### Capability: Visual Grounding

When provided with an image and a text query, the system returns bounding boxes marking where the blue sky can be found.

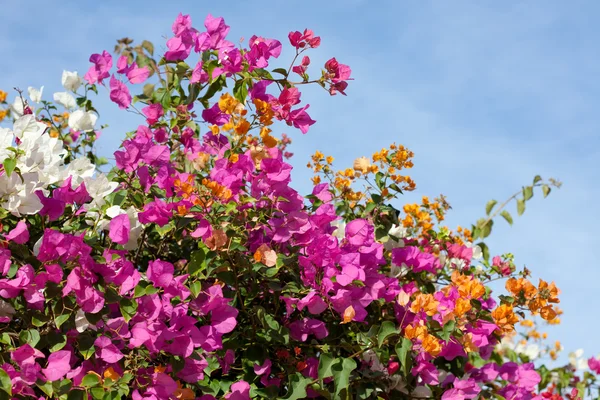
[1,0,599,366]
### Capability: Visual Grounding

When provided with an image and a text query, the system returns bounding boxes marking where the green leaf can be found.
[440,320,455,342]
[485,199,497,215]
[141,40,154,55]
[500,210,513,226]
[90,387,105,400]
[119,298,138,323]
[332,358,357,398]
[477,242,490,262]
[272,68,288,77]
[67,390,86,400]
[542,184,551,198]
[395,338,413,376]
[516,198,526,216]
[19,329,40,347]
[480,220,493,238]
[186,83,201,105]
[318,353,336,379]
[3,158,16,177]
[202,75,226,101]
[233,79,248,103]
[283,373,312,400]
[47,331,67,352]
[142,83,155,98]
[78,334,95,360]
[377,321,397,348]
[533,175,542,184]
[81,373,101,388]
[188,249,206,277]
[523,186,533,201]
[55,313,71,329]
[0,368,11,395]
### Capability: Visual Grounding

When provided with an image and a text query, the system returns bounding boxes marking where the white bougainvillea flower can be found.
[515,342,541,360]
[465,241,483,260]
[66,157,95,185]
[28,86,44,103]
[53,92,77,110]
[68,110,98,132]
[0,128,14,161]
[10,97,26,118]
[62,70,82,92]
[84,173,119,210]
[331,219,346,239]
[0,174,44,216]
[75,309,97,333]
[569,349,588,370]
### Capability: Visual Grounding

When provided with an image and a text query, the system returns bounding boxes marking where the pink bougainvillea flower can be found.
[94,336,124,363]
[202,102,230,126]
[5,220,29,244]
[84,50,113,85]
[204,14,233,51]
[147,259,174,288]
[42,350,72,381]
[292,55,311,76]
[109,213,130,245]
[287,104,316,134]
[288,29,321,49]
[116,55,150,84]
[225,381,251,400]
[191,61,209,84]
[142,103,164,125]
[109,75,132,109]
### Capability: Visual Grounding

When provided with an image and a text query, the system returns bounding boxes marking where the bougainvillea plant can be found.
[0,12,597,400]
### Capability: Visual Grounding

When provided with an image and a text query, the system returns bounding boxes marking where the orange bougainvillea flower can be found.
[409,293,439,317]
[103,367,120,381]
[253,243,277,267]
[538,279,560,303]
[422,334,442,357]
[492,304,520,334]
[206,229,228,251]
[174,382,195,400]
[506,277,537,300]
[341,305,355,324]
[404,323,427,341]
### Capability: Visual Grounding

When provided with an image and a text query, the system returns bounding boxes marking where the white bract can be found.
[68,110,98,132]
[53,92,77,109]
[28,86,44,103]
[62,70,83,92]
[83,173,119,210]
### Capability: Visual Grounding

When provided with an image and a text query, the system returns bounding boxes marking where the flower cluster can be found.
[0,12,593,400]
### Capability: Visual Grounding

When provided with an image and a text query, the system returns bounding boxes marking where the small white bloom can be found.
[331,219,346,240]
[62,70,83,92]
[569,349,588,371]
[10,97,26,118]
[12,114,46,140]
[0,128,15,161]
[388,224,407,239]
[84,173,119,210]
[53,92,77,110]
[68,110,97,132]
[75,309,97,333]
[67,157,95,185]
[515,343,540,360]
[28,86,44,103]
[465,241,483,260]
